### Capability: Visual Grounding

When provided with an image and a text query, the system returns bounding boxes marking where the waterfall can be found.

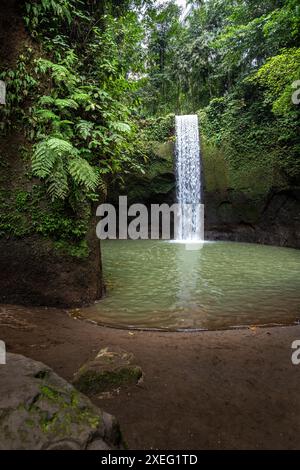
[175,114,203,241]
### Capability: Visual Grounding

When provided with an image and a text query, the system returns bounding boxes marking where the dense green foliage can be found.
[143,0,300,193]
[1,1,148,204]
[0,0,150,252]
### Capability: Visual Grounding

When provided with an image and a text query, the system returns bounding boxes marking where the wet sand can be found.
[1,304,300,449]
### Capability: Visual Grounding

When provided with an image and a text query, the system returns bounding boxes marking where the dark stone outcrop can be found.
[205,187,300,248]
[0,232,103,307]
[0,353,124,450]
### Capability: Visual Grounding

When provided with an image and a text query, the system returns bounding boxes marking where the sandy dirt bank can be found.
[1,304,300,449]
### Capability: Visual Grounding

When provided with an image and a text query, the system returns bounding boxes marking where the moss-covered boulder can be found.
[73,347,143,395]
[0,353,124,450]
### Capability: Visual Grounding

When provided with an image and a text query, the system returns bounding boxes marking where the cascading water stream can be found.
[175,114,203,241]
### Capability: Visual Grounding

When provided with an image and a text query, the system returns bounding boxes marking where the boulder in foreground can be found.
[0,353,124,450]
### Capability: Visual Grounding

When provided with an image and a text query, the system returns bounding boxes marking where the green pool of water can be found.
[80,240,300,330]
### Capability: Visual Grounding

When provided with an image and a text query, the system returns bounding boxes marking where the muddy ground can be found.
[1,304,300,450]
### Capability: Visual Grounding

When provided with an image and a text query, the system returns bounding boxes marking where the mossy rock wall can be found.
[109,118,176,206]
[123,141,175,206]
[201,139,300,247]
[0,134,103,307]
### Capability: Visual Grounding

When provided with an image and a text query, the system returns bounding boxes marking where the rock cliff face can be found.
[0,231,102,308]
[112,134,300,248]
[0,0,103,307]
[205,188,300,248]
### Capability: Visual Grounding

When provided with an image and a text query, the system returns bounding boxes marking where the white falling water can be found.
[175,114,203,241]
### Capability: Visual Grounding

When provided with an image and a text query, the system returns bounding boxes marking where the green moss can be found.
[40,385,62,401]
[74,366,143,395]
[152,142,174,160]
[53,239,90,259]
[202,141,228,193]
[0,182,91,259]
[24,384,102,436]
[15,191,30,210]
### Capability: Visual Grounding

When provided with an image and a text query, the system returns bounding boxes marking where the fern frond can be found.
[32,137,76,178]
[98,176,107,197]
[39,95,55,106]
[76,120,94,139]
[54,119,74,127]
[110,121,131,133]
[35,109,60,121]
[36,59,78,87]
[32,142,58,178]
[71,92,91,103]
[47,137,76,155]
[46,160,69,201]
[68,157,99,191]
[54,98,79,110]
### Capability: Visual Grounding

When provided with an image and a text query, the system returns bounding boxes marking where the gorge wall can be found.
[113,115,300,249]
[205,188,300,248]
[0,0,103,307]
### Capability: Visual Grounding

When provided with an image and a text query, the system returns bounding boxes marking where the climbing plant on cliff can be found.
[0,0,153,253]
[1,0,148,205]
